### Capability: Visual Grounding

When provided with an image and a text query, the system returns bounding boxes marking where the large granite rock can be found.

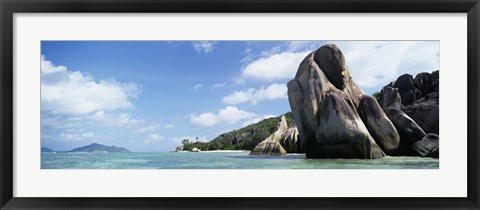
[268,115,289,142]
[378,86,402,109]
[358,96,400,154]
[287,44,401,159]
[393,74,422,106]
[413,133,439,158]
[279,125,303,153]
[249,140,287,156]
[375,70,439,156]
[384,108,426,155]
[249,116,289,156]
[402,92,439,134]
[378,71,439,108]
[413,72,438,96]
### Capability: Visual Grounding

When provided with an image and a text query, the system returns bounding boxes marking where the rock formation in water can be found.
[378,71,439,135]
[376,71,439,157]
[250,116,289,155]
[287,44,400,159]
[250,116,288,155]
[383,108,426,155]
[286,44,439,159]
[191,148,201,152]
[279,125,303,153]
[249,116,303,155]
[413,133,439,158]
[249,140,287,156]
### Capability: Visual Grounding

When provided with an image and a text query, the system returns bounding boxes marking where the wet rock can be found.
[384,108,426,155]
[413,133,439,158]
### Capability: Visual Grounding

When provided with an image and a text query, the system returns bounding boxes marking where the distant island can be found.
[68,143,130,153]
[41,147,54,152]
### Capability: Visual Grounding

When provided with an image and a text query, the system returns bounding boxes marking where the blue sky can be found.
[41,41,439,152]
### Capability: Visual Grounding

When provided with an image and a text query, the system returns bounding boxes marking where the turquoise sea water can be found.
[41,151,439,169]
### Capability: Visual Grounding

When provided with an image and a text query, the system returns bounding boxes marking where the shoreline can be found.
[200,150,250,153]
[169,150,250,153]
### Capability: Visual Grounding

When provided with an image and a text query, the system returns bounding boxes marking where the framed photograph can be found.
[1,0,479,209]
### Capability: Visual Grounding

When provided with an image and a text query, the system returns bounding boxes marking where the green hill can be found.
[180,112,294,151]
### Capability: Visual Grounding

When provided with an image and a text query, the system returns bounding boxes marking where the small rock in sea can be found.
[191,148,201,152]
[413,133,439,158]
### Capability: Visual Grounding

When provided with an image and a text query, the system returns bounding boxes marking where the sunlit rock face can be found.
[249,115,289,156]
[287,44,400,159]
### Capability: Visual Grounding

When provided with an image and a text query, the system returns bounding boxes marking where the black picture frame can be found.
[1,0,479,209]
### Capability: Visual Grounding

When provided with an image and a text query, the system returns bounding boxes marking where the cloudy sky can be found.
[41,41,439,152]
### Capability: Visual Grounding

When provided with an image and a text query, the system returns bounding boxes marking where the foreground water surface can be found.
[41,151,439,169]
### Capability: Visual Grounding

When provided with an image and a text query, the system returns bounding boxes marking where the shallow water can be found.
[41,151,439,169]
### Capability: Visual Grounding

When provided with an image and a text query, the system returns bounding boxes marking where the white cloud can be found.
[241,48,255,64]
[144,133,164,144]
[41,115,83,129]
[164,124,174,129]
[238,51,310,82]
[193,41,216,53]
[189,112,218,127]
[149,134,162,140]
[86,111,142,127]
[41,55,67,74]
[42,112,142,130]
[237,41,438,90]
[190,106,255,128]
[222,83,287,105]
[134,124,160,134]
[59,131,95,141]
[211,82,227,89]
[172,136,208,143]
[242,115,276,127]
[333,41,439,88]
[41,56,140,116]
[261,46,282,56]
[192,84,203,91]
[287,41,324,52]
